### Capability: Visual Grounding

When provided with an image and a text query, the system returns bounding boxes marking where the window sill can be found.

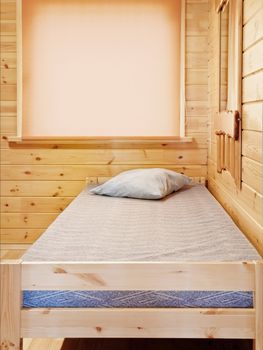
[7,136,194,149]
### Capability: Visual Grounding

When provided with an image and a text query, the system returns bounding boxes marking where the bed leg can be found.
[0,260,22,350]
[254,261,263,350]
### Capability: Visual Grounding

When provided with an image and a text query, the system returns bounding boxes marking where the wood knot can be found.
[95,326,102,332]
[53,267,67,274]
[35,157,41,161]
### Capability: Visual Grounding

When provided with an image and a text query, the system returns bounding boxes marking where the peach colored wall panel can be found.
[22,0,181,136]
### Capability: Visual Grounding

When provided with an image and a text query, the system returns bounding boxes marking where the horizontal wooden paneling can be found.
[242,70,263,103]
[0,197,73,213]
[0,84,16,100]
[242,130,262,163]
[0,53,16,69]
[186,53,208,69]
[1,68,16,85]
[242,102,263,131]
[0,1,16,21]
[0,181,85,197]
[1,213,59,228]
[243,39,263,76]
[0,149,207,165]
[242,157,263,194]
[243,7,263,50]
[0,35,16,53]
[0,116,16,133]
[0,20,16,36]
[243,0,263,24]
[186,69,208,84]
[1,164,208,180]
[186,85,208,101]
[0,229,44,244]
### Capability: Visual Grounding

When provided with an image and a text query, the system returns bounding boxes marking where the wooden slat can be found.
[0,20,16,36]
[0,164,208,180]
[186,36,208,53]
[21,308,255,339]
[0,1,16,21]
[0,53,16,69]
[186,69,208,84]
[242,157,263,194]
[186,53,208,69]
[243,39,263,77]
[0,84,16,100]
[1,68,16,85]
[242,102,263,132]
[0,35,16,53]
[242,130,262,163]
[0,228,44,244]
[0,116,16,133]
[0,149,208,165]
[243,8,263,50]
[185,101,209,117]
[243,0,263,24]
[21,261,256,291]
[0,261,21,350]
[186,85,208,101]
[0,197,73,213]
[0,100,16,116]
[242,71,263,103]
[0,181,85,197]
[1,213,59,229]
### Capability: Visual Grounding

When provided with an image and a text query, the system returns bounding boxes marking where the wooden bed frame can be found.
[1,260,262,349]
[1,178,262,349]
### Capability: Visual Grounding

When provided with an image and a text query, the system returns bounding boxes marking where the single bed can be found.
[1,180,262,349]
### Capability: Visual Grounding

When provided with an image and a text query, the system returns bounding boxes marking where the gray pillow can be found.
[90,168,191,199]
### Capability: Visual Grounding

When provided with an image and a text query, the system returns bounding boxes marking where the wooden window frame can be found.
[10,0,189,148]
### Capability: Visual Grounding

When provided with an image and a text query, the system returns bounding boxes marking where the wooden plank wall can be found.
[0,0,209,245]
[208,0,263,255]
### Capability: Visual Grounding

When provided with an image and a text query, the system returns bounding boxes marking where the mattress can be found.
[22,184,260,309]
[23,184,260,262]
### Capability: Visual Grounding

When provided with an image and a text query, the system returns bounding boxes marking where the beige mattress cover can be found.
[22,184,260,262]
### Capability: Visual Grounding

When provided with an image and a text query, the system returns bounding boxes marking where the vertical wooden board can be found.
[0,261,21,350]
